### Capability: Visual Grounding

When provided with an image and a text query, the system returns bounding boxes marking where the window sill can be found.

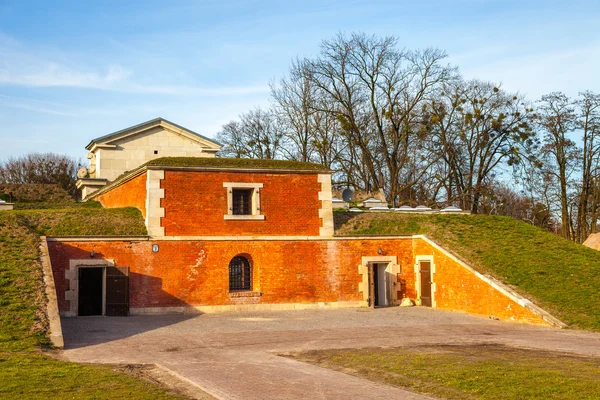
[229,291,262,298]
[224,214,265,220]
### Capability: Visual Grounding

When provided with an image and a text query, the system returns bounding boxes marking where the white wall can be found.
[94,127,215,181]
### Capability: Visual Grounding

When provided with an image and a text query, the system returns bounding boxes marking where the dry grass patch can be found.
[287,344,600,399]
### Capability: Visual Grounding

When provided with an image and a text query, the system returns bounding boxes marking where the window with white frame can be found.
[223,182,265,220]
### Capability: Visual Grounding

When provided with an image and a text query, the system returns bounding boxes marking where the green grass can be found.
[335,212,600,331]
[288,345,600,400]
[0,201,188,399]
[144,156,328,171]
[0,354,182,399]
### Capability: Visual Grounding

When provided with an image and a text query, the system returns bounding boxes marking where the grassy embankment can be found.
[335,212,600,331]
[0,189,187,399]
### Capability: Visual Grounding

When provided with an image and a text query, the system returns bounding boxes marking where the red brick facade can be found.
[64,163,553,326]
[96,172,147,217]
[160,171,322,236]
[47,237,547,325]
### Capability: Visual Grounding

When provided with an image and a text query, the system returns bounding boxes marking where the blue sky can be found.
[1,0,599,161]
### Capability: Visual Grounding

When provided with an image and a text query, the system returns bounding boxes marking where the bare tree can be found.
[576,91,600,241]
[216,108,283,159]
[216,121,250,158]
[271,59,345,171]
[305,33,455,204]
[426,80,536,213]
[271,59,314,162]
[535,92,580,240]
[0,153,81,196]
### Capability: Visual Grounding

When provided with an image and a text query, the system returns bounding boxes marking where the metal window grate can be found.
[229,256,251,291]
[232,189,252,215]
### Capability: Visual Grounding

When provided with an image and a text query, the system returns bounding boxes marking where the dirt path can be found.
[59,307,600,399]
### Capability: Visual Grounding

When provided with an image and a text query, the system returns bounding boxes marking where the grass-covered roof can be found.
[144,157,329,171]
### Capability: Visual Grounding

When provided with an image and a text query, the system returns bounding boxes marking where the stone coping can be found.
[45,235,414,241]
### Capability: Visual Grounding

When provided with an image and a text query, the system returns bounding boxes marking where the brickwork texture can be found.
[160,170,322,236]
[47,237,547,325]
[96,172,147,217]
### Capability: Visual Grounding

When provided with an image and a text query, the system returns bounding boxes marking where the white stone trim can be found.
[318,174,334,237]
[64,258,114,317]
[224,215,265,220]
[414,254,436,308]
[223,182,263,219]
[358,256,400,305]
[223,182,264,189]
[47,235,414,242]
[146,169,165,236]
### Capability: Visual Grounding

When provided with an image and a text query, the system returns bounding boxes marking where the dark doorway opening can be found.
[369,262,390,308]
[78,267,103,316]
[373,264,380,306]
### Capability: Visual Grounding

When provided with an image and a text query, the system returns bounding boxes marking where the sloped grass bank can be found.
[335,213,600,331]
[0,205,187,399]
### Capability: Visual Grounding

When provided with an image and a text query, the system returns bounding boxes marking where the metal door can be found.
[419,261,432,307]
[105,266,129,316]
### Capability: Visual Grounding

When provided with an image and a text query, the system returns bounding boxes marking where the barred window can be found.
[229,256,251,291]
[232,189,252,215]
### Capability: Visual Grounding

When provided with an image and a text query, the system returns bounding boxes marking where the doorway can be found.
[78,267,103,316]
[77,266,130,316]
[370,262,391,307]
[418,259,433,307]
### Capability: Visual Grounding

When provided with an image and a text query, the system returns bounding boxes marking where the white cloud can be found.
[0,95,78,116]
[452,43,600,99]
[0,33,269,96]
[0,63,132,88]
[123,83,270,96]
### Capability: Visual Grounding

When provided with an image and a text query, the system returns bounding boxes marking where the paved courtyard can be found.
[60,307,600,399]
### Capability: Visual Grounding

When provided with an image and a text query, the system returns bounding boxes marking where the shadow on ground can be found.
[61,314,197,349]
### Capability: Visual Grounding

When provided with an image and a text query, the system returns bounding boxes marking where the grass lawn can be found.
[0,198,190,399]
[288,345,600,399]
[335,212,600,331]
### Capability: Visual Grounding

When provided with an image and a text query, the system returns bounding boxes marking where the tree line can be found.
[0,153,81,196]
[216,33,600,242]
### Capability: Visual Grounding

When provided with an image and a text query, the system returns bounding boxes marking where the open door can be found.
[368,262,393,307]
[105,266,129,316]
[78,267,103,316]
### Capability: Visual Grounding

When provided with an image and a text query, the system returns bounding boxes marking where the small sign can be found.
[152,244,159,253]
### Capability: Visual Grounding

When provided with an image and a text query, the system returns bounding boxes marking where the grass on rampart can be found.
[335,212,600,331]
[0,199,188,399]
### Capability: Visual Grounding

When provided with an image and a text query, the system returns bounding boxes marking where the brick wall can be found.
[96,172,147,217]
[413,239,545,325]
[47,237,548,325]
[160,171,322,236]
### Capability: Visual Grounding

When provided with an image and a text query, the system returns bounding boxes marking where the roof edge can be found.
[86,117,222,150]
[146,164,333,174]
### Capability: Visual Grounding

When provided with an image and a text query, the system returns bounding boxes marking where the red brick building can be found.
[45,120,560,326]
